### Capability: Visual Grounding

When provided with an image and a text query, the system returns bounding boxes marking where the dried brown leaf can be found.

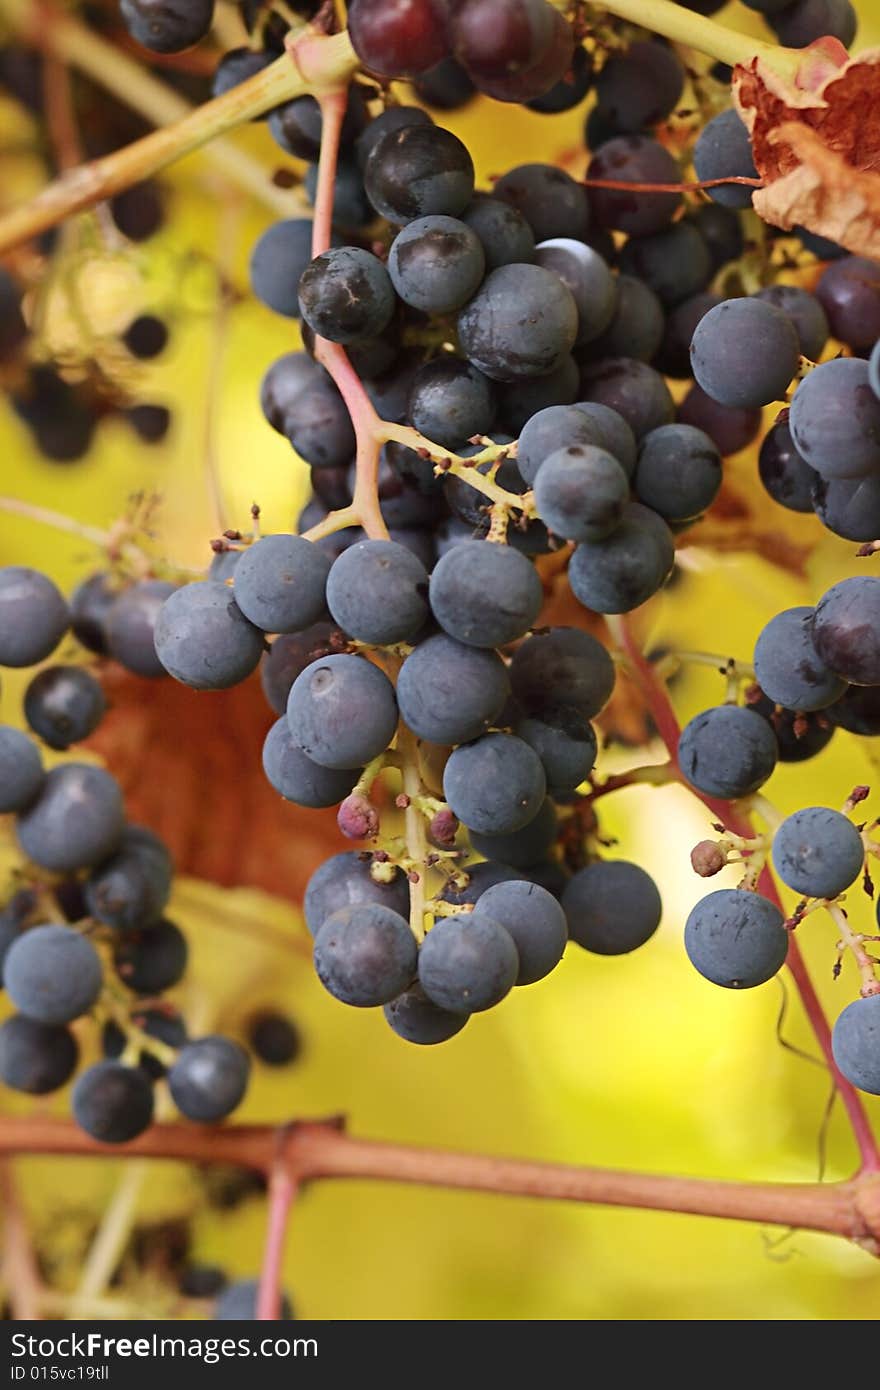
[733,48,880,257]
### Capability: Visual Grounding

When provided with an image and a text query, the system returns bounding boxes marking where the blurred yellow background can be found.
[1,1,879,1321]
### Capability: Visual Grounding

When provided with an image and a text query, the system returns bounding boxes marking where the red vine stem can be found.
[257,1161,297,1321]
[308,82,388,542]
[581,176,764,193]
[0,1116,876,1248]
[615,617,880,1174]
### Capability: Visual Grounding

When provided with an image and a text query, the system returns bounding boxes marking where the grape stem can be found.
[0,4,805,254]
[0,9,356,253]
[827,903,880,998]
[256,1161,297,1321]
[611,615,880,1174]
[0,1115,877,1253]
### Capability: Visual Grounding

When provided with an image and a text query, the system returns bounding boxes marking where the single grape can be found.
[0,726,44,813]
[298,247,395,345]
[690,299,800,408]
[418,913,519,1012]
[754,285,829,361]
[443,733,546,835]
[232,534,331,636]
[594,39,684,133]
[414,57,476,110]
[585,280,664,376]
[0,1015,78,1094]
[578,358,675,440]
[407,358,496,450]
[247,1011,301,1066]
[831,994,880,1095]
[633,424,722,523]
[568,502,674,614]
[354,105,432,170]
[384,986,469,1044]
[0,566,69,667]
[811,577,880,685]
[617,221,713,309]
[103,1007,187,1080]
[476,879,567,984]
[749,696,835,763]
[347,0,450,77]
[126,403,171,445]
[113,919,188,995]
[758,420,817,513]
[214,1280,294,1320]
[249,219,325,319]
[304,852,410,937]
[773,805,864,900]
[688,203,744,271]
[677,384,762,457]
[563,860,662,954]
[754,606,848,712]
[572,404,638,478]
[475,6,573,103]
[788,358,880,479]
[70,572,117,655]
[168,1037,250,1122]
[461,193,535,270]
[364,124,475,224]
[770,0,857,47]
[154,581,264,690]
[119,0,213,54]
[397,634,510,745]
[534,239,616,345]
[684,888,788,988]
[16,764,125,872]
[72,1061,155,1142]
[388,215,485,315]
[586,135,682,236]
[678,705,778,799]
[526,43,594,113]
[23,665,105,750]
[429,540,542,648]
[85,825,173,932]
[326,540,428,646]
[458,263,578,381]
[493,163,590,244]
[449,0,553,79]
[313,904,418,1007]
[286,653,398,769]
[262,718,358,807]
[517,403,613,485]
[534,443,630,541]
[510,627,615,719]
[496,358,579,433]
[304,159,370,229]
[693,109,758,209]
[211,45,274,104]
[110,182,164,241]
[123,313,169,359]
[106,579,177,678]
[830,684,880,735]
[469,797,559,868]
[268,89,368,161]
[4,924,102,1025]
[515,707,597,795]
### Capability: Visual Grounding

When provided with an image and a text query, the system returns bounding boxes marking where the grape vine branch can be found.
[0,0,806,254]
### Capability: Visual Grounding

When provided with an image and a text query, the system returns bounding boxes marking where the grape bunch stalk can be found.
[0,0,879,1323]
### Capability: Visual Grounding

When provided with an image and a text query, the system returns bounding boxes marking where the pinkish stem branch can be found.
[257,1160,297,1320]
[307,82,387,541]
[615,616,880,1174]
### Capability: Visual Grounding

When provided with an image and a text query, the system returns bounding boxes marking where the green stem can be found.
[596,0,802,79]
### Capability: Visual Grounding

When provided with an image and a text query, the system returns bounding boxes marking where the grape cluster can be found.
[0,565,301,1142]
